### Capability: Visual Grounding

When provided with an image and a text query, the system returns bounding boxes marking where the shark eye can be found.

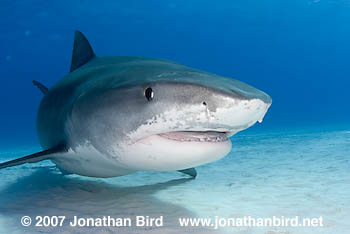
[145,87,154,101]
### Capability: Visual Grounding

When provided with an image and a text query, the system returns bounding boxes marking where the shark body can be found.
[0,31,272,178]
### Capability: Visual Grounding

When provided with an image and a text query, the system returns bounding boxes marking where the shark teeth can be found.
[158,131,229,142]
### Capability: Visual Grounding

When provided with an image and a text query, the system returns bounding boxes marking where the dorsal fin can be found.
[70,30,95,72]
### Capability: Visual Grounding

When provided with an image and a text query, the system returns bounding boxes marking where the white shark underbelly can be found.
[51,145,135,178]
[52,136,232,177]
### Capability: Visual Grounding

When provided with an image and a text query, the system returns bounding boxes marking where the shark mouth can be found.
[157,131,229,142]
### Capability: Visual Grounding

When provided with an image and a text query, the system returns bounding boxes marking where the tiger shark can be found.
[0,31,271,178]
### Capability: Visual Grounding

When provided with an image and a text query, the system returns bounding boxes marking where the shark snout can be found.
[153,80,271,132]
[203,94,270,131]
[195,83,272,132]
[224,82,272,105]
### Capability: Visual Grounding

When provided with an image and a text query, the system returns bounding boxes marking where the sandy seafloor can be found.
[0,127,349,234]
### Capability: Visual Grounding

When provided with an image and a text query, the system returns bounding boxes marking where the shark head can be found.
[69,57,272,172]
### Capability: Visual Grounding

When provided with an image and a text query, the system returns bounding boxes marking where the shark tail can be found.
[32,80,49,94]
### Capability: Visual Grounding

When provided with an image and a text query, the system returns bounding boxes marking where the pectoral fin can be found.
[178,168,197,178]
[0,143,67,170]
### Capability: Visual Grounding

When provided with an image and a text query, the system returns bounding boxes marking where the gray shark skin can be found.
[0,31,272,178]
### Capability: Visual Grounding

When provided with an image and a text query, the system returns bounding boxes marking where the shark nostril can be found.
[202,101,207,106]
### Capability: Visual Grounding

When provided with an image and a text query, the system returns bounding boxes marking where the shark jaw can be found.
[113,98,271,172]
[157,131,229,143]
[118,132,233,171]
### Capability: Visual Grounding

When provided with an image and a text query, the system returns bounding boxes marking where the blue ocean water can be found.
[0,0,349,233]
